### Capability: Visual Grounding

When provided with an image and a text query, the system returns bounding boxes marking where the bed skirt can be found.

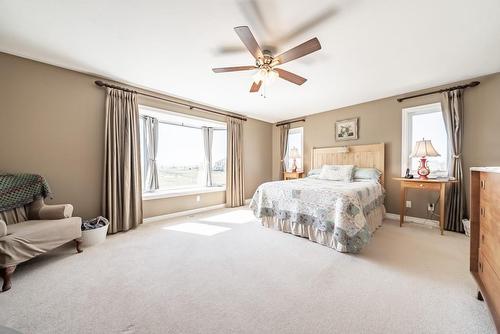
[260,205,385,252]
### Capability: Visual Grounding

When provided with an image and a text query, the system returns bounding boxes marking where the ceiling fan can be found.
[212,26,322,93]
[217,0,335,58]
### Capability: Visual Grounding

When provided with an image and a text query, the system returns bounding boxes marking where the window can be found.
[401,103,449,177]
[139,105,226,194]
[286,127,304,171]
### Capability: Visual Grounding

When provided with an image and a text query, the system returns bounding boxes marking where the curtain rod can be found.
[95,80,247,121]
[275,118,306,127]
[140,116,226,131]
[397,81,480,103]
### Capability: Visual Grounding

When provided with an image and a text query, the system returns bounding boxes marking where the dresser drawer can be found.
[402,181,441,191]
[478,251,500,314]
[479,209,499,236]
[480,172,500,215]
[479,205,500,243]
[479,228,500,278]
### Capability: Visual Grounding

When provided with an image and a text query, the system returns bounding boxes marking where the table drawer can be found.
[402,181,441,191]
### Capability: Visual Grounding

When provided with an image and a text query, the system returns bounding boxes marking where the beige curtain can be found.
[202,126,214,187]
[143,116,159,192]
[103,88,143,233]
[441,89,465,233]
[279,124,290,179]
[226,117,245,207]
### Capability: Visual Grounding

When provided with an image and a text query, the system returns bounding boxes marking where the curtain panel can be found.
[143,116,159,192]
[103,88,143,233]
[279,124,290,180]
[202,126,214,187]
[441,89,465,233]
[226,117,244,207]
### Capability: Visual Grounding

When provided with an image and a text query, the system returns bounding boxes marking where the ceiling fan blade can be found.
[275,38,321,65]
[275,68,307,85]
[212,66,257,73]
[234,26,264,60]
[273,8,335,46]
[250,80,262,92]
[237,0,274,39]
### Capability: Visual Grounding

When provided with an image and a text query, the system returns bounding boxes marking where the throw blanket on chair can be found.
[0,174,52,212]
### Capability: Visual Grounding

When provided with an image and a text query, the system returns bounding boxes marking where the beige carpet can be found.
[0,208,495,334]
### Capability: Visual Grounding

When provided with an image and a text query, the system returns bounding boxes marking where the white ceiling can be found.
[1,0,499,123]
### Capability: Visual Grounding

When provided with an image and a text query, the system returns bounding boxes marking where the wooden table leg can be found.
[439,183,446,235]
[2,265,16,292]
[400,184,406,227]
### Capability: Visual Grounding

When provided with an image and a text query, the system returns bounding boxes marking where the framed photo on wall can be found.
[335,118,358,141]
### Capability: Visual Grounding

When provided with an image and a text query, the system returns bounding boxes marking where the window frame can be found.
[286,126,304,172]
[401,102,449,177]
[138,105,227,197]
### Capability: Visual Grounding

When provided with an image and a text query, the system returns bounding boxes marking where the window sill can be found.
[142,186,226,200]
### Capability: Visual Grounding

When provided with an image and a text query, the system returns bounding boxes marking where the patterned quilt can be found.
[250,177,385,253]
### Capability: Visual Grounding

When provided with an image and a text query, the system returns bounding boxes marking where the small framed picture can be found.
[335,118,358,141]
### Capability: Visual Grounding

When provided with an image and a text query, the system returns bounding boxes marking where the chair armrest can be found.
[28,198,74,220]
[0,220,6,237]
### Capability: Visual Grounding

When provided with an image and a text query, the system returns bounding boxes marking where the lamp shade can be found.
[289,147,300,159]
[410,139,440,158]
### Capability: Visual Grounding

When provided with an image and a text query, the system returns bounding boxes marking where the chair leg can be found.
[477,290,484,301]
[2,265,16,292]
[75,239,83,253]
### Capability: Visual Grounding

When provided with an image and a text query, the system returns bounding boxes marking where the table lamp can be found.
[289,147,300,172]
[410,138,440,179]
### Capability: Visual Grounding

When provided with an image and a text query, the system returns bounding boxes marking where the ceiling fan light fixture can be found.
[268,69,279,83]
[252,68,267,84]
[253,68,279,85]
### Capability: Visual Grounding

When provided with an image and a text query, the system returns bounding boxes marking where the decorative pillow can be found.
[318,165,354,182]
[353,167,382,181]
[307,169,322,177]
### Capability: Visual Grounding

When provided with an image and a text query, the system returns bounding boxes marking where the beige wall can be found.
[2,50,498,221]
[0,52,273,219]
[272,73,500,218]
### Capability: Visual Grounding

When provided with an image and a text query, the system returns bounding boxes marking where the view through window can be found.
[402,103,449,177]
[139,106,226,191]
[211,129,227,186]
[286,127,304,171]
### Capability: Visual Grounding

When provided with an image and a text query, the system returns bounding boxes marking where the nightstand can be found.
[284,171,304,180]
[393,177,457,235]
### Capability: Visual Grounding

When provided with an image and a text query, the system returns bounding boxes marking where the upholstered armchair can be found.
[0,198,82,292]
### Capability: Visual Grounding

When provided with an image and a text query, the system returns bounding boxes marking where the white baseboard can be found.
[143,203,226,224]
[385,212,439,228]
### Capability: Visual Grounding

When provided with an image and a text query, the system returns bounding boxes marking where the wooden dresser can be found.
[470,167,500,329]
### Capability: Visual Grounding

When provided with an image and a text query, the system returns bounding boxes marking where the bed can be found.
[249,143,385,253]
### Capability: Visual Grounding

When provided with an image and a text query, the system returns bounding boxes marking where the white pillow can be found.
[318,165,354,182]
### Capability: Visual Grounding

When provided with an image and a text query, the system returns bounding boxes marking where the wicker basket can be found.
[462,219,470,237]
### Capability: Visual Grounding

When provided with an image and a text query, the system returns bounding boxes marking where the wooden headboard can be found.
[310,143,385,185]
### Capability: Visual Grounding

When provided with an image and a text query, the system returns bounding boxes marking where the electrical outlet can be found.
[406,201,412,208]
[428,203,435,212]
[196,195,201,202]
